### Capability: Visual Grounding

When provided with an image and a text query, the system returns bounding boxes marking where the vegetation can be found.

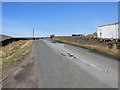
[87,32,97,37]
[53,39,120,60]
[0,40,33,72]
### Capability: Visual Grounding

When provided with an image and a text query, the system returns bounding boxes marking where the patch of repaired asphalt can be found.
[14,61,34,82]
[3,61,37,88]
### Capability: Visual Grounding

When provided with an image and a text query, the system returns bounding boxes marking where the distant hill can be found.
[87,32,97,38]
[0,34,11,41]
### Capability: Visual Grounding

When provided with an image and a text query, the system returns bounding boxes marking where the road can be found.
[34,40,118,88]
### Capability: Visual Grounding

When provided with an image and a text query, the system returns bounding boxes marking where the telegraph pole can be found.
[33,28,35,64]
[33,28,34,40]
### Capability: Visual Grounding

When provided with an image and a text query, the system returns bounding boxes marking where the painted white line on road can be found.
[79,58,108,73]
[55,42,98,69]
[91,64,96,67]
[47,40,110,74]
[80,58,109,73]
[80,58,95,67]
[60,44,64,46]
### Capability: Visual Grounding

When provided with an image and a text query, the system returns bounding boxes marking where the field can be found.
[53,36,120,60]
[0,40,33,72]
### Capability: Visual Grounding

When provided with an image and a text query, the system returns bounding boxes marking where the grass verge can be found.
[0,40,33,72]
[53,39,120,60]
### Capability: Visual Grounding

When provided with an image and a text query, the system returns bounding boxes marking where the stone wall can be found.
[54,36,120,49]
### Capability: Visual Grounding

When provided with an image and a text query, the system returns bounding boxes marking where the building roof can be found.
[98,22,120,27]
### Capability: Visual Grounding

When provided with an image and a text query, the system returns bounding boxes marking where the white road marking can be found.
[46,40,110,74]
[80,58,96,67]
[60,44,64,46]
[55,42,98,69]
[91,64,96,67]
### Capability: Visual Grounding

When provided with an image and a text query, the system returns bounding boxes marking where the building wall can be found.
[97,23,120,39]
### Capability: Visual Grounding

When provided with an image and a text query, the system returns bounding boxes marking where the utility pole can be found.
[33,28,35,64]
[33,28,34,40]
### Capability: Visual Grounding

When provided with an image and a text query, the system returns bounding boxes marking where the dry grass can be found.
[53,39,120,60]
[0,40,33,72]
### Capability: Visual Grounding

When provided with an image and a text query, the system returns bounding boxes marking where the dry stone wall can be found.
[54,36,120,49]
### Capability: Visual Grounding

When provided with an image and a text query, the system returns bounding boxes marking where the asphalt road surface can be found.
[34,40,118,88]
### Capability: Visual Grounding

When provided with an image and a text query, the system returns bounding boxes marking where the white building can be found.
[97,23,120,39]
